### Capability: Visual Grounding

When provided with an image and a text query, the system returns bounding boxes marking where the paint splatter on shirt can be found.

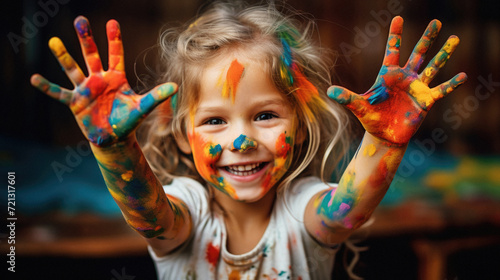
[148,177,339,279]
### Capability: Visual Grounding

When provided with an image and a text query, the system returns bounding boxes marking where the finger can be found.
[382,16,403,67]
[430,72,467,101]
[48,37,86,85]
[106,19,125,72]
[420,35,460,85]
[327,86,367,116]
[405,19,442,72]
[30,74,73,105]
[139,83,179,115]
[74,16,103,74]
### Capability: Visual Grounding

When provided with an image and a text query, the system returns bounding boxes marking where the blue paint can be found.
[368,83,390,105]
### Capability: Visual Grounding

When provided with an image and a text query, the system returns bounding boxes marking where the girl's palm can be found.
[31,16,177,146]
[328,17,467,145]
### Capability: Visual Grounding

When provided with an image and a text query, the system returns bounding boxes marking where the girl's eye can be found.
[255,112,277,121]
[204,118,225,125]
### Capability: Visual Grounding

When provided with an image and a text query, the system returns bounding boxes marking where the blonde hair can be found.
[139,1,353,190]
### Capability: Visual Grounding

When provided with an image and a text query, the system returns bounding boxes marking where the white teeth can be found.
[225,163,264,176]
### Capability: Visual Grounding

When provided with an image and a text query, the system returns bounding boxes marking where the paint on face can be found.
[188,131,238,198]
[261,131,294,191]
[221,59,245,103]
[232,134,257,152]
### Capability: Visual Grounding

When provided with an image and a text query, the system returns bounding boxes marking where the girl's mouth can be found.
[224,162,268,176]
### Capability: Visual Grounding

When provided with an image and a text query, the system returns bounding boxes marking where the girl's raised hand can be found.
[328,16,467,145]
[31,16,177,147]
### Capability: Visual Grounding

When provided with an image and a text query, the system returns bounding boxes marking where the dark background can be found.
[1,0,499,279]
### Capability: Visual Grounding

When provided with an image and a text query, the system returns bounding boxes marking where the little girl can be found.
[31,1,466,279]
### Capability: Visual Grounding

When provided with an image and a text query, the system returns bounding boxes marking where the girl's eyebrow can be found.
[197,98,289,114]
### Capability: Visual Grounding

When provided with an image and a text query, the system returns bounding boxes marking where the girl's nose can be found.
[230,134,258,153]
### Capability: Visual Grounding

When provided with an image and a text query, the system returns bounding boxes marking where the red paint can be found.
[275,132,291,157]
[205,242,220,267]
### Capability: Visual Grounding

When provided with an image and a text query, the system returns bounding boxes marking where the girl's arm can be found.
[305,16,467,245]
[31,16,190,256]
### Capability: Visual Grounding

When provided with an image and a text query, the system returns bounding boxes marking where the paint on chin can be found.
[188,132,238,198]
[221,59,245,103]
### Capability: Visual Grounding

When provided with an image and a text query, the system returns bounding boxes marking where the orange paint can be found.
[222,59,245,103]
[228,270,241,280]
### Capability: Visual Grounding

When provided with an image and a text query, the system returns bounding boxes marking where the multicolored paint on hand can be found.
[31,16,178,147]
[31,16,186,241]
[328,16,467,145]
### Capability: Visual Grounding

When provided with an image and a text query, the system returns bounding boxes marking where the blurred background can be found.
[1,0,499,279]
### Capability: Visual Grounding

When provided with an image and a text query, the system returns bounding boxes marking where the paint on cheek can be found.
[275,132,292,157]
[189,132,238,198]
[232,134,257,152]
[221,59,245,103]
[261,132,294,190]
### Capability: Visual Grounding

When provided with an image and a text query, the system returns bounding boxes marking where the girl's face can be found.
[185,55,296,202]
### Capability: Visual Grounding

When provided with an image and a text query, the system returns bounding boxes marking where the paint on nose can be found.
[232,134,257,152]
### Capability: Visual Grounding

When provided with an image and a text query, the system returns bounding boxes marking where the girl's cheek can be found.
[188,132,222,179]
[262,132,294,190]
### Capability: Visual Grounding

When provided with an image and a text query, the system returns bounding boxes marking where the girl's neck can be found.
[211,186,277,254]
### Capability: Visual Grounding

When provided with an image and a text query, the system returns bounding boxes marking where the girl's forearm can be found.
[90,135,179,239]
[315,132,407,235]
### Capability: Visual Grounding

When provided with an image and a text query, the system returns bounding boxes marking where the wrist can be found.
[365,131,409,149]
[89,133,141,160]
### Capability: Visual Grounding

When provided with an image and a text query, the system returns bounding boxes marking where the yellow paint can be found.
[363,144,377,157]
[443,37,460,53]
[121,170,133,181]
[409,80,433,108]
[362,111,381,122]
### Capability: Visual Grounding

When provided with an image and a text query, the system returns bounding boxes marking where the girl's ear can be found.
[175,134,192,154]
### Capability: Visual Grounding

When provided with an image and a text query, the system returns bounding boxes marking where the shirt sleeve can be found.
[148,177,209,263]
[162,177,209,233]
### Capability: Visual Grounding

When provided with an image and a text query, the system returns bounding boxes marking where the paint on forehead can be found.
[232,134,257,152]
[221,59,245,103]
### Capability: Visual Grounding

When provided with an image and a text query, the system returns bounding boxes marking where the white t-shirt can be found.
[148,176,339,280]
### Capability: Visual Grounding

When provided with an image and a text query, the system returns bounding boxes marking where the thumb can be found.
[139,82,178,114]
[327,85,359,106]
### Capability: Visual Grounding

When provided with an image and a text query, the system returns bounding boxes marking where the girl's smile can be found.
[184,54,296,202]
